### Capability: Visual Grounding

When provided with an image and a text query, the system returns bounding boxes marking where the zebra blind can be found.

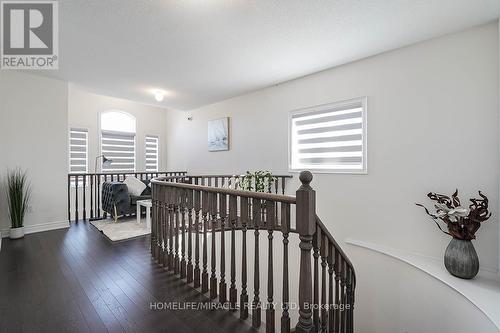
[289,97,367,173]
[69,128,88,173]
[145,135,159,172]
[101,130,136,173]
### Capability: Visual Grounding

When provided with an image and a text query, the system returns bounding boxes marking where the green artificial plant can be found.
[6,168,31,229]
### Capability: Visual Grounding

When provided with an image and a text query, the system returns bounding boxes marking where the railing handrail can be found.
[151,177,297,204]
[315,215,356,289]
[160,174,293,178]
[68,171,187,177]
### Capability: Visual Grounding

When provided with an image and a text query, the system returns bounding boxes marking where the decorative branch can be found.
[416,190,491,240]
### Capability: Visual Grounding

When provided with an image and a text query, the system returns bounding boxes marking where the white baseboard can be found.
[1,220,69,238]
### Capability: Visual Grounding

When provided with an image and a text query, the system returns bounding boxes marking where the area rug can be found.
[91,217,150,242]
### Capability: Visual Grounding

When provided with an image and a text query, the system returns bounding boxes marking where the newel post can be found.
[295,171,316,333]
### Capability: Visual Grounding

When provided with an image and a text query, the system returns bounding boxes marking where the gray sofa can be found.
[102,179,151,219]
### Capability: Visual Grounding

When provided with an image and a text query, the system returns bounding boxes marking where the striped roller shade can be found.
[69,128,88,173]
[145,135,159,172]
[290,98,367,173]
[101,130,136,173]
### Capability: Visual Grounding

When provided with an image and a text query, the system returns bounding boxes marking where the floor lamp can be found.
[89,155,113,221]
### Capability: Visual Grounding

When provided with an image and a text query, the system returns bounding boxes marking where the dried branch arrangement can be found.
[416,190,491,240]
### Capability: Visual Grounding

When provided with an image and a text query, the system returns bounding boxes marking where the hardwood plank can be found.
[0,222,254,333]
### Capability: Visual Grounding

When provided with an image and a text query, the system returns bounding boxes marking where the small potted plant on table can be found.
[6,169,31,239]
[416,190,491,279]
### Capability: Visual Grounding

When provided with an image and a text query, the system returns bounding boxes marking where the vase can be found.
[444,238,479,279]
[9,227,25,240]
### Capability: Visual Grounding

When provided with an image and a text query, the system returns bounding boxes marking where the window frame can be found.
[99,110,137,173]
[288,97,368,174]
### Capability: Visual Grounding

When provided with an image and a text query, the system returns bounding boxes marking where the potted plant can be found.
[239,171,277,193]
[6,169,31,239]
[416,190,491,279]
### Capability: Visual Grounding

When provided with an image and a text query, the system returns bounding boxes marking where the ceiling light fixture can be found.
[153,89,165,102]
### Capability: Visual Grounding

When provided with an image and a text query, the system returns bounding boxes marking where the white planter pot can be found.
[9,227,25,239]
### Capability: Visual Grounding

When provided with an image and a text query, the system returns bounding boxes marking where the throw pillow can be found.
[123,176,147,197]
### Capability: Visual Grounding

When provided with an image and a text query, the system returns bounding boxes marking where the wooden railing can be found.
[159,174,292,195]
[67,171,187,222]
[151,171,355,332]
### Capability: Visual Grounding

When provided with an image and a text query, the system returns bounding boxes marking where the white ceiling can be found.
[40,0,500,110]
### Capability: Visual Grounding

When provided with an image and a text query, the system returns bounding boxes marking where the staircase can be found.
[150,171,355,333]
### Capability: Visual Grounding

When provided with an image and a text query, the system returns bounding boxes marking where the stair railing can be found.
[151,171,355,333]
[67,171,187,222]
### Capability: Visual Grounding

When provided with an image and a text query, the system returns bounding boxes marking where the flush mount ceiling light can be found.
[152,89,166,102]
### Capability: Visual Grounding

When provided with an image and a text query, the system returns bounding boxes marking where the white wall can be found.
[0,71,69,234]
[68,86,169,173]
[166,22,499,331]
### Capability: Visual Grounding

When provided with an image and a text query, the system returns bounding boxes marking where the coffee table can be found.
[136,199,152,229]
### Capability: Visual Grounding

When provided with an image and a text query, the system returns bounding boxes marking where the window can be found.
[289,97,367,174]
[100,111,136,173]
[69,128,88,173]
[145,135,159,172]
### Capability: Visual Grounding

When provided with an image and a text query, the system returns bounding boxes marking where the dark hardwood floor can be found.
[0,222,255,333]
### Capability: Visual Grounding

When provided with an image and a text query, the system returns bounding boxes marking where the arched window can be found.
[100,111,136,173]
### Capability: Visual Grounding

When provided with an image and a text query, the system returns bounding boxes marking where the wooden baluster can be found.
[345,269,353,333]
[165,186,172,270]
[210,192,218,299]
[151,185,159,255]
[235,176,240,190]
[157,185,164,264]
[328,243,335,333]
[313,226,321,332]
[93,174,97,217]
[281,202,291,333]
[97,176,101,218]
[340,260,346,333]
[151,184,158,259]
[90,175,94,219]
[67,175,71,222]
[103,175,108,218]
[174,188,180,274]
[219,193,227,304]
[161,186,167,266]
[334,250,341,333]
[252,197,261,328]
[240,196,249,320]
[151,183,157,256]
[295,171,316,333]
[160,185,166,262]
[75,175,79,221]
[229,195,237,310]
[194,189,201,288]
[266,200,275,333]
[201,191,209,293]
[82,175,87,221]
[180,189,187,278]
[168,188,175,270]
[187,189,194,283]
[281,176,286,195]
[154,185,161,261]
[165,186,171,266]
[321,234,328,333]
